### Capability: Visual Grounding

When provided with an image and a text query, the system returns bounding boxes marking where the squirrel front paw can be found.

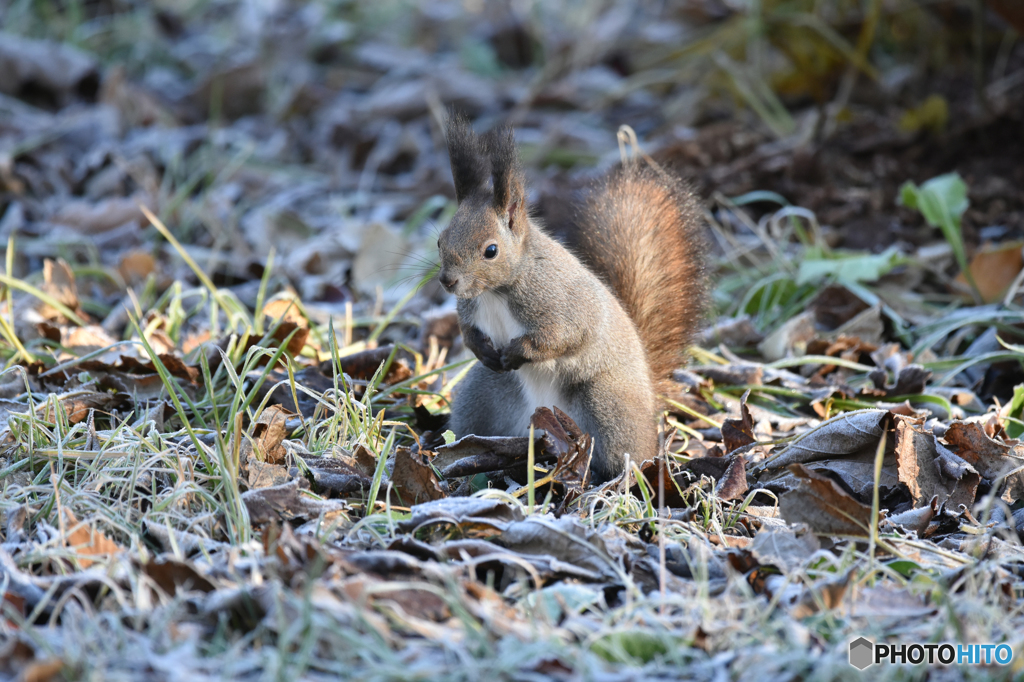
[499,346,529,371]
[475,337,505,373]
[463,326,505,372]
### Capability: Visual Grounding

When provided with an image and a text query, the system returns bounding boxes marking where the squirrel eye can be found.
[484,244,498,259]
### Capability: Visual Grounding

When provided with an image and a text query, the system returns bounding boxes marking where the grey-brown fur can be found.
[439,118,704,482]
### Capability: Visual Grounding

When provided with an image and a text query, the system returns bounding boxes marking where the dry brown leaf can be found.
[142,557,217,595]
[750,525,820,575]
[894,416,943,507]
[534,407,592,504]
[62,509,123,568]
[433,434,539,474]
[251,366,334,418]
[241,479,349,524]
[883,497,938,534]
[181,329,212,355]
[630,458,686,508]
[436,408,584,480]
[118,250,157,285]
[943,420,1024,503]
[894,416,981,509]
[140,522,228,556]
[146,328,176,355]
[811,458,900,499]
[684,453,731,483]
[274,322,311,358]
[300,467,374,496]
[714,455,749,501]
[788,571,852,618]
[49,355,198,405]
[699,315,764,348]
[350,445,379,476]
[263,297,306,326]
[811,285,870,329]
[392,446,447,506]
[935,443,982,509]
[396,497,524,535]
[778,464,875,537]
[98,354,199,384]
[805,335,878,378]
[498,516,625,583]
[294,449,377,495]
[2,590,25,622]
[248,457,291,489]
[19,659,64,682]
[864,365,932,398]
[100,65,176,127]
[89,372,169,402]
[757,409,889,473]
[721,394,756,454]
[62,325,118,352]
[245,404,295,465]
[377,585,453,622]
[323,345,413,384]
[954,240,1023,303]
[436,538,606,587]
[59,390,131,423]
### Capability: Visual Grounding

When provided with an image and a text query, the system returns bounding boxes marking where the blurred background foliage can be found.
[0,0,1022,348]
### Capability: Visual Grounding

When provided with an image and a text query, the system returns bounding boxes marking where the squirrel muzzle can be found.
[438,269,459,293]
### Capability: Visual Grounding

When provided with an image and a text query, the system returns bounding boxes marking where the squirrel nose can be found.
[439,272,458,291]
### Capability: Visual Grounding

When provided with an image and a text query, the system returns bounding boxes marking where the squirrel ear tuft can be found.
[484,126,525,225]
[446,112,488,203]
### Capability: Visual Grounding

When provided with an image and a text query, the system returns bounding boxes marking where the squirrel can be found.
[437,114,705,482]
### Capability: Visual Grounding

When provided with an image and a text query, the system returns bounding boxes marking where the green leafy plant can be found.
[1005,384,1024,439]
[796,246,902,288]
[899,172,978,301]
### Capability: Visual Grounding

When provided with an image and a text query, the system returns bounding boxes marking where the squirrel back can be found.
[565,162,706,389]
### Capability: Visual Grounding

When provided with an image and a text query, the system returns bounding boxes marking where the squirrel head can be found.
[437,115,530,299]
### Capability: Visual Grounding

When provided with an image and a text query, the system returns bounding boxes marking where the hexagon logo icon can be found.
[849,637,874,670]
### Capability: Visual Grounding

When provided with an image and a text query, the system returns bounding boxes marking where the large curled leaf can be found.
[756,409,889,473]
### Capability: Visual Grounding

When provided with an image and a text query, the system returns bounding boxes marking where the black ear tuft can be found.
[446,112,487,203]
[483,125,525,215]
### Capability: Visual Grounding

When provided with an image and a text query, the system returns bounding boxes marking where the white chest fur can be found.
[474,291,524,346]
[472,292,566,429]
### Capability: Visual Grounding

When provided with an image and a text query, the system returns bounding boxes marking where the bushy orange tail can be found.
[567,160,706,384]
